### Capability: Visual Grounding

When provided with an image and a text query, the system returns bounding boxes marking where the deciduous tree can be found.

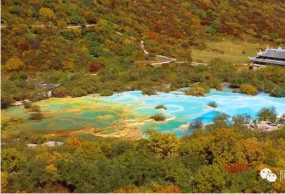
[4,57,24,71]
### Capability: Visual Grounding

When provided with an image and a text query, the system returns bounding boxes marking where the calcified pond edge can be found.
[2,88,285,140]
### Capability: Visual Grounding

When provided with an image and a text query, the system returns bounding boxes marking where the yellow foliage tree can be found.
[242,138,265,163]
[1,171,8,191]
[39,7,55,20]
[75,142,102,161]
[193,164,227,193]
[147,130,180,159]
[36,151,71,173]
[66,137,84,149]
[210,128,245,164]
[62,61,75,71]
[240,84,258,96]
[185,87,206,96]
[4,57,24,71]
[57,19,67,28]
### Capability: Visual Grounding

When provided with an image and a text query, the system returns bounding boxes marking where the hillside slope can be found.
[2,0,285,71]
[1,0,285,107]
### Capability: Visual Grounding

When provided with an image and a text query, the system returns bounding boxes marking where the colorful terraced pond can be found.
[2,88,285,140]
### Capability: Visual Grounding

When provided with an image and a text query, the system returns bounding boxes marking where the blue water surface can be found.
[103,88,285,135]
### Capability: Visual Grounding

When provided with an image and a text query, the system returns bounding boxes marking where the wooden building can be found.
[249,47,285,68]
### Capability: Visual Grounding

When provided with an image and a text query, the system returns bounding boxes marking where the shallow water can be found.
[2,89,285,138]
[103,88,285,135]
[1,96,125,137]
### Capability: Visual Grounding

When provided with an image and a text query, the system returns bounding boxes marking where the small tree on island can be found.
[29,105,41,112]
[257,107,277,123]
[208,101,218,108]
[142,87,156,95]
[191,119,204,131]
[213,113,230,127]
[23,101,32,109]
[150,114,166,121]
[29,112,44,121]
[232,114,252,126]
[155,105,167,110]
[28,105,44,120]
[185,87,206,97]
[240,84,258,96]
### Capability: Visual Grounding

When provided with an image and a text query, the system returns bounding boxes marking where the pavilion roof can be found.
[249,57,285,66]
[258,47,285,59]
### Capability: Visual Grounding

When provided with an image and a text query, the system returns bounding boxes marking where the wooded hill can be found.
[2,0,285,72]
[2,0,285,107]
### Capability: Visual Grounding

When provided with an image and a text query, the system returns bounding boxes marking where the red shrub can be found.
[225,162,250,174]
[89,63,105,73]
[18,42,29,51]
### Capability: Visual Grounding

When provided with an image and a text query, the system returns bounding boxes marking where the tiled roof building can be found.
[249,47,285,67]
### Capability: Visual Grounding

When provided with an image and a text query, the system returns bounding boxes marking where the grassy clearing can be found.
[191,35,277,64]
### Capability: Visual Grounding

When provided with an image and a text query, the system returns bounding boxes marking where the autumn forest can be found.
[1,0,285,193]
